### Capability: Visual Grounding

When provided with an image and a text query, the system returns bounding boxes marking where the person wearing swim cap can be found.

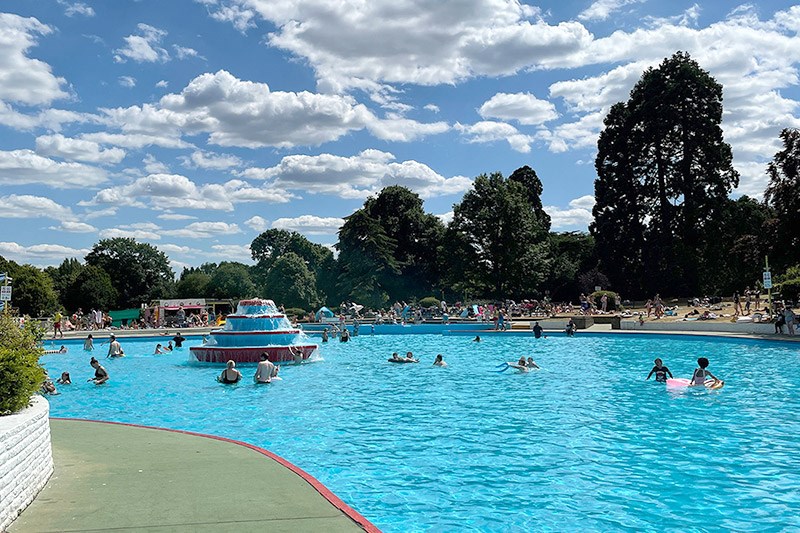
[646,358,673,382]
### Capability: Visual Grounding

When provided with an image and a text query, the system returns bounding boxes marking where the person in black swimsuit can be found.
[533,322,543,338]
[218,360,241,383]
[646,358,673,382]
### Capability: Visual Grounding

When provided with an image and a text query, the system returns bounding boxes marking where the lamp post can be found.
[763,257,773,316]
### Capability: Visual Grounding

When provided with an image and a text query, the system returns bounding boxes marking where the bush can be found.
[589,290,621,311]
[417,296,440,308]
[775,279,800,303]
[283,307,307,319]
[0,314,46,415]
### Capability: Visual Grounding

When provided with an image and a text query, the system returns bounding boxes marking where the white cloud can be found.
[0,195,73,220]
[99,70,447,149]
[424,104,440,113]
[155,80,169,88]
[544,195,596,230]
[113,23,170,63]
[180,150,242,169]
[455,121,534,153]
[271,215,343,235]
[158,243,197,255]
[173,45,202,60]
[143,154,169,174]
[0,149,106,188]
[99,228,162,240]
[35,134,126,164]
[163,221,241,238]
[79,132,192,150]
[84,207,118,220]
[209,244,252,259]
[435,211,454,225]
[118,76,137,88]
[0,102,96,132]
[0,13,68,106]
[58,1,95,17]
[478,92,558,125]
[578,0,644,22]
[49,221,97,233]
[244,215,269,232]
[157,213,197,221]
[0,242,89,263]
[201,0,257,33]
[239,149,472,199]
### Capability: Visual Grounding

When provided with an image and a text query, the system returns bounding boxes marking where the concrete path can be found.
[10,419,375,533]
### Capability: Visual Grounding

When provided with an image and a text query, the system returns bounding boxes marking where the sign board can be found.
[0,286,11,301]
[595,286,602,292]
[763,271,772,289]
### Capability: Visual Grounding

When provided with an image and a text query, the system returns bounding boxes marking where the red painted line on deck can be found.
[51,417,381,533]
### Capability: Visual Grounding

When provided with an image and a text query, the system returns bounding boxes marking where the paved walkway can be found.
[10,419,375,533]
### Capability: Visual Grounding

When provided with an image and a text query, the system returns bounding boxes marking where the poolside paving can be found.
[10,419,370,533]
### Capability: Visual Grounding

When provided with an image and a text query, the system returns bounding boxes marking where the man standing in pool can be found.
[533,322,543,339]
[646,358,673,382]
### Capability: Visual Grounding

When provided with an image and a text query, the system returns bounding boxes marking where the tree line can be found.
[1,52,798,317]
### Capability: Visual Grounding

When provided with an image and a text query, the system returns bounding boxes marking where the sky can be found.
[1,0,799,274]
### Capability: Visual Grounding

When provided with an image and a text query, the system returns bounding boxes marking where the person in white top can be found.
[254,353,277,383]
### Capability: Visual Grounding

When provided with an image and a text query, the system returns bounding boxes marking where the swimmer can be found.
[533,322,543,339]
[106,335,123,358]
[58,345,67,353]
[288,345,304,364]
[433,354,447,367]
[83,334,94,351]
[389,352,403,362]
[88,357,109,385]
[57,372,71,384]
[254,353,276,383]
[166,341,173,352]
[404,351,419,363]
[322,328,329,343]
[646,358,673,382]
[525,357,540,369]
[690,357,721,387]
[473,336,481,342]
[154,343,164,354]
[218,360,242,384]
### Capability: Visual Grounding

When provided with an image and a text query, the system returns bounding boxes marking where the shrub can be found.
[775,279,800,303]
[589,290,621,311]
[283,307,307,319]
[418,296,440,308]
[0,314,46,415]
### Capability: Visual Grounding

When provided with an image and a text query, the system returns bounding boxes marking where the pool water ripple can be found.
[41,333,800,531]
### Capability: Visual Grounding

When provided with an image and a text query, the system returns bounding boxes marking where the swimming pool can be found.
[41,333,800,531]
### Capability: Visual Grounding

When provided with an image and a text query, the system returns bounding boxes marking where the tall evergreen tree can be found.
[592,52,739,296]
[765,128,800,270]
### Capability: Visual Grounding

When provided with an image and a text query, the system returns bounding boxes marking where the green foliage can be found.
[283,308,307,319]
[85,238,175,307]
[776,265,800,284]
[7,264,59,316]
[417,296,440,308]
[775,279,800,300]
[208,262,256,299]
[589,290,620,311]
[263,252,320,309]
[546,232,598,300]
[0,314,46,415]
[592,52,738,297]
[64,265,118,311]
[448,171,551,298]
[765,128,800,271]
[44,258,84,304]
[176,271,212,298]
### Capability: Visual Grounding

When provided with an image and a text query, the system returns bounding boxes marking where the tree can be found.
[592,52,739,296]
[85,238,175,307]
[176,271,212,298]
[0,314,46,414]
[765,128,800,271]
[545,232,598,300]
[64,265,118,311]
[336,209,399,308]
[448,171,551,298]
[44,258,83,306]
[263,252,320,309]
[207,262,256,299]
[6,265,59,317]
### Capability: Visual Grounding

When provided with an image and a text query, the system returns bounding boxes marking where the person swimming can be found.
[691,357,720,387]
[646,358,673,382]
[525,357,540,369]
[83,334,94,351]
[218,360,242,384]
[473,336,481,342]
[155,343,164,354]
[57,371,71,384]
[404,351,419,363]
[433,354,447,367]
[389,352,403,362]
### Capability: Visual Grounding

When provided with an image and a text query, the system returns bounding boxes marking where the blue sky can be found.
[1,0,799,273]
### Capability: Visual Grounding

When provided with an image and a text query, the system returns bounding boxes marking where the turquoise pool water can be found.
[42,333,800,531]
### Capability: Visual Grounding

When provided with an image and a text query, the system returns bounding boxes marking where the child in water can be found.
[691,357,721,387]
[646,358,673,382]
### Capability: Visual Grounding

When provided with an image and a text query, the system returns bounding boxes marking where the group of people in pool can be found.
[218,346,307,384]
[646,356,722,386]
[388,352,447,366]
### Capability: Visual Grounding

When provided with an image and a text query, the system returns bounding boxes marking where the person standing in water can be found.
[646,358,673,382]
[107,335,123,358]
[88,357,109,385]
[533,322,543,339]
[83,334,94,351]
[322,328,329,342]
[691,357,721,387]
[254,353,276,383]
[433,354,447,367]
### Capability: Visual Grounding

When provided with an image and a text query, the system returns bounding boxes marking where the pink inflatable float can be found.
[666,378,725,390]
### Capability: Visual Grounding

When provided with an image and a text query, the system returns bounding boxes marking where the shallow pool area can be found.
[41,333,800,531]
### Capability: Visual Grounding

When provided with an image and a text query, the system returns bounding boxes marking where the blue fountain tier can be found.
[204,298,309,348]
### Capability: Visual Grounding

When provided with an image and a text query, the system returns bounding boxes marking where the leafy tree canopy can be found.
[263,252,320,309]
[208,262,256,299]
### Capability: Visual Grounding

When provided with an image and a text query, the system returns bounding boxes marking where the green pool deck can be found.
[10,419,375,533]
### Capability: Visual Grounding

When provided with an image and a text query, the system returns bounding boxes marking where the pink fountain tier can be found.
[190,299,318,364]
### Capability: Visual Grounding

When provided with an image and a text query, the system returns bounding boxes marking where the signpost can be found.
[763,257,772,315]
[0,286,11,301]
[0,272,10,315]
